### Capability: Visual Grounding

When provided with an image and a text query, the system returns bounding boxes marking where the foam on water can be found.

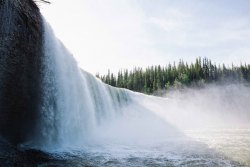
[21,18,250,166]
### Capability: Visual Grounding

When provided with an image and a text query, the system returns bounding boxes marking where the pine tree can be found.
[98,58,250,95]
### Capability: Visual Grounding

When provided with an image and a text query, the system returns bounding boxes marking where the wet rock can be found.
[0,0,43,144]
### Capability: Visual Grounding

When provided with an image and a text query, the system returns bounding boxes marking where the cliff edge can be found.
[0,0,43,144]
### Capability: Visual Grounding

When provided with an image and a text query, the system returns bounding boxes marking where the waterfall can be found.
[30,20,133,150]
[24,18,250,153]
[1,2,250,166]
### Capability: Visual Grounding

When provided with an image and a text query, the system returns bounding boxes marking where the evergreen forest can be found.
[96,58,250,94]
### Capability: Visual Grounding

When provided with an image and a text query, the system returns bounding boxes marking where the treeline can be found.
[96,58,250,94]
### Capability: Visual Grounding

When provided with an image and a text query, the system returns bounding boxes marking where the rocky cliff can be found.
[0,0,43,144]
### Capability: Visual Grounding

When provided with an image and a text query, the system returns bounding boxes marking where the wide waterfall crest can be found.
[25,20,250,163]
[31,20,132,150]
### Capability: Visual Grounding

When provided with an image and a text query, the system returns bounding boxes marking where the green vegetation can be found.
[96,58,250,94]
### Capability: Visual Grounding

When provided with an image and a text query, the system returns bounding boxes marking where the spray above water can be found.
[0,1,249,166]
[31,20,137,150]
[140,83,250,130]
[28,19,183,151]
[21,18,250,166]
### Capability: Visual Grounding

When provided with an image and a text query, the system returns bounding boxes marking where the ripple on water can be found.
[0,128,249,167]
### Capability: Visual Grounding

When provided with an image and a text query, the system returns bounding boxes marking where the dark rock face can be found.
[0,0,43,144]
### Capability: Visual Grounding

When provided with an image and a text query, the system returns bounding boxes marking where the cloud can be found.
[41,0,250,75]
[147,9,191,32]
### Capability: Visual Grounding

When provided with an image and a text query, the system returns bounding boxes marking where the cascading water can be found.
[1,1,250,166]
[15,17,250,167]
[30,20,134,150]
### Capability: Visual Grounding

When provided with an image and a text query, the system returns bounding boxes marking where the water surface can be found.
[0,128,249,167]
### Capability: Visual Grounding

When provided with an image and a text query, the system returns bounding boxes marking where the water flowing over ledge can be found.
[0,1,250,166]
[30,20,137,150]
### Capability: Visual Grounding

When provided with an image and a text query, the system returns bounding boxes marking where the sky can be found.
[40,0,250,75]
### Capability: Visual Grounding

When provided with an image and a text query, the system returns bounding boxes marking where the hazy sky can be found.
[40,0,250,75]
